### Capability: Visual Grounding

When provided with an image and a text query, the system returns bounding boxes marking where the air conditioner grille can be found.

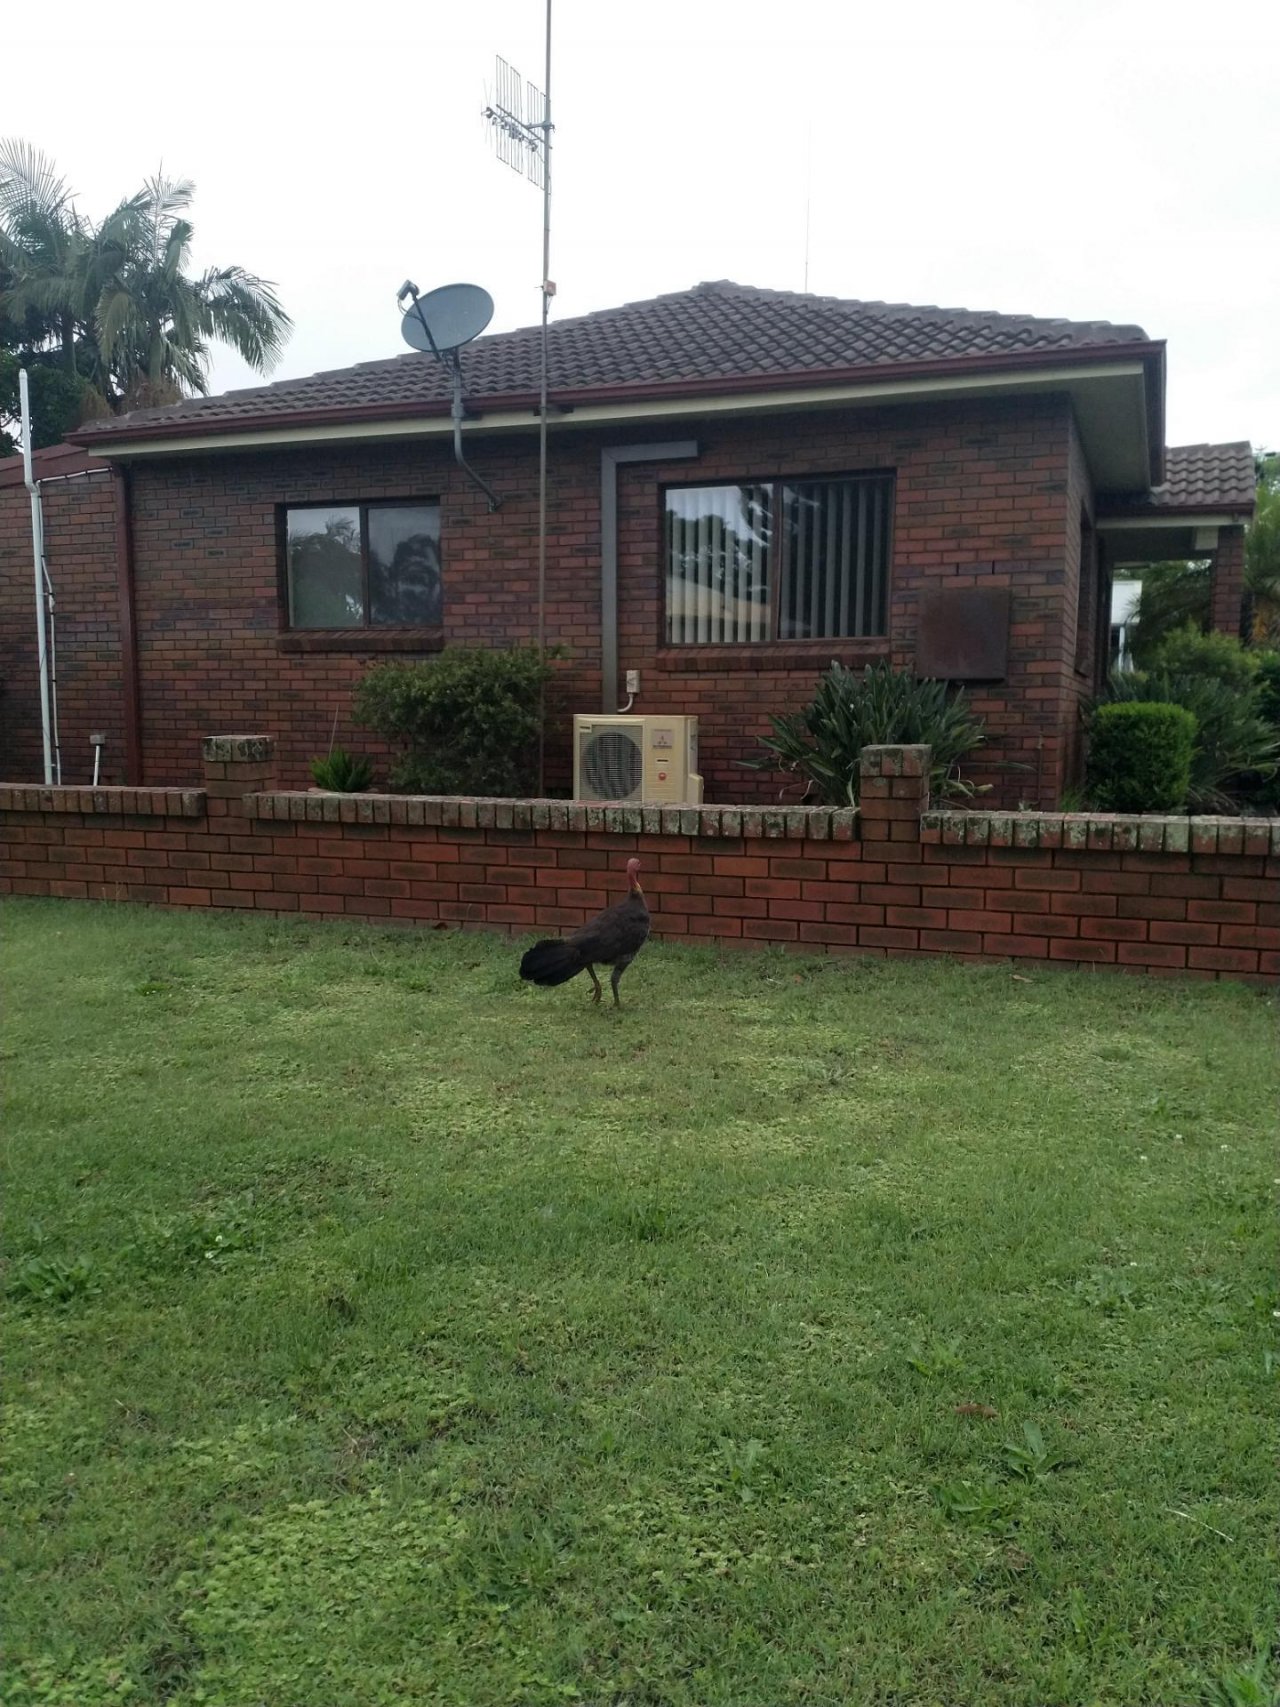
[582,729,642,799]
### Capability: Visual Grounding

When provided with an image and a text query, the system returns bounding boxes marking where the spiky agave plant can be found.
[751,660,988,807]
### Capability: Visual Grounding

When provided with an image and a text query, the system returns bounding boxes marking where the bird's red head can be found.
[626,857,643,892]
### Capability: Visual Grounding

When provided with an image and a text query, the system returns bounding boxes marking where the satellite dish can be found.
[401,283,494,354]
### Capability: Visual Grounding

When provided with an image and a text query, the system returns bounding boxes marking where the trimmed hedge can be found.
[1087,701,1196,813]
[354,647,554,797]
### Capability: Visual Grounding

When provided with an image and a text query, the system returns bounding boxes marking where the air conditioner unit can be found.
[573,714,702,804]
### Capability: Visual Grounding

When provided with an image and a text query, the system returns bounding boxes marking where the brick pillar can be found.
[1210,528,1246,637]
[859,744,931,844]
[201,735,276,821]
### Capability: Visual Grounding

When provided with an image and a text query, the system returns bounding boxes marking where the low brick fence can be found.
[1,737,1276,984]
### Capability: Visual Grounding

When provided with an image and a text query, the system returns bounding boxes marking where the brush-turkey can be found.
[519,857,650,1007]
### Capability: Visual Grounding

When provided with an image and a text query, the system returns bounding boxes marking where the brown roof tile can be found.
[0,443,110,488]
[74,279,1154,444]
[1102,441,1256,517]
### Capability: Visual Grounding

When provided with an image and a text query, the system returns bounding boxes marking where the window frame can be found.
[277,496,444,640]
[658,468,895,650]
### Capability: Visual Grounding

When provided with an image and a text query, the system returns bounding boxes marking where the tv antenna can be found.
[485,3,553,792]
[397,280,500,513]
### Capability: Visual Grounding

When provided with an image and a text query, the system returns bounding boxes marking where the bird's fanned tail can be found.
[519,939,585,986]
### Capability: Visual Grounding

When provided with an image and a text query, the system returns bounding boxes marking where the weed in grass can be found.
[1076,1266,1141,1311]
[934,1476,1018,1533]
[715,1436,768,1504]
[1204,1643,1276,1707]
[1001,1420,1069,1481]
[6,1250,100,1308]
[906,1336,964,1376]
[620,1200,681,1243]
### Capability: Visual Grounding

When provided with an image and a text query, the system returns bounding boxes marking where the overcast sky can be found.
[8,0,1278,452]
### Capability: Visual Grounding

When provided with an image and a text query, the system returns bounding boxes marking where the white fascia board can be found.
[1097,513,1238,531]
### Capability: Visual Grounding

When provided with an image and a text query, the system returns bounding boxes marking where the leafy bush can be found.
[1241,651,1280,810]
[751,660,987,807]
[354,647,554,796]
[1127,562,1211,666]
[1104,670,1279,811]
[1086,701,1195,812]
[1254,651,1280,727]
[1148,623,1260,690]
[308,746,373,792]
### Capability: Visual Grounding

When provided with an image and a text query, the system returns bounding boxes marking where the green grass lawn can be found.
[2,898,1277,1707]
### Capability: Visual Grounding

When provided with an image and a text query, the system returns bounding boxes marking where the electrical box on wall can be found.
[573,715,701,804]
[915,586,1011,680]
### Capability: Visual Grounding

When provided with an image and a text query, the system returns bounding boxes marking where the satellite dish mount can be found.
[398,282,500,513]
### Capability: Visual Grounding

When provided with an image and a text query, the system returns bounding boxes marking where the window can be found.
[665,473,892,645]
[284,502,442,629]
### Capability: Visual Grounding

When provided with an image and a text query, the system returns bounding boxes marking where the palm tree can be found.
[0,142,291,422]
[94,174,291,408]
[0,140,88,376]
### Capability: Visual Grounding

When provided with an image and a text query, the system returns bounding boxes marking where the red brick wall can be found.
[1061,414,1099,786]
[3,395,1087,804]
[0,470,122,784]
[2,740,1275,985]
[619,396,1079,807]
[1211,527,1246,636]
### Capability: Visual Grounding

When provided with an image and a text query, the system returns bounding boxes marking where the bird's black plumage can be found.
[520,859,650,1006]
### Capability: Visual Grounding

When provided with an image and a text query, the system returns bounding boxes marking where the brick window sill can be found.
[656,639,890,673]
[277,629,445,655]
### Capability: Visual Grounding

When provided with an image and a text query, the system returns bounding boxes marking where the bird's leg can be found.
[610,954,635,1008]
[585,965,603,1004]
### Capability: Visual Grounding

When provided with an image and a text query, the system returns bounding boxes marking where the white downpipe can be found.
[19,369,56,784]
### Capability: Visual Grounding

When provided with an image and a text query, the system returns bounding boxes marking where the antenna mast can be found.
[485,3,553,793]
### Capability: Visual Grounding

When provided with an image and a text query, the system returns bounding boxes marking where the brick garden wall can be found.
[2,739,1275,986]
[1,394,1093,805]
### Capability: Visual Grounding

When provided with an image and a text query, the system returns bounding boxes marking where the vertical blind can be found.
[665,474,891,644]
[666,485,772,645]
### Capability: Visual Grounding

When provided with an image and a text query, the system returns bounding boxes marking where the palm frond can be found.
[0,139,73,221]
[196,266,292,371]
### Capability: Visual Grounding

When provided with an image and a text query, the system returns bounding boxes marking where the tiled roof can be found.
[1149,442,1256,511]
[0,443,109,488]
[1102,442,1256,516]
[74,280,1154,443]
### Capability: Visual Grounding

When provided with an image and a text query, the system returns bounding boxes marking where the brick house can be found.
[0,282,1256,802]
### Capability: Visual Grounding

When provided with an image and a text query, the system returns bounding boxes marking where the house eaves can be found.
[73,343,1165,496]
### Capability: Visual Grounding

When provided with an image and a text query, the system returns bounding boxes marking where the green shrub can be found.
[750,660,988,808]
[308,747,373,792]
[1254,652,1280,728]
[1239,651,1280,810]
[1127,563,1211,667]
[354,647,554,796]
[1086,701,1196,813]
[1104,670,1278,811]
[1148,623,1259,690]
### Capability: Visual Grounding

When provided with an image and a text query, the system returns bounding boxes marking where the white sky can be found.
[9,0,1278,453]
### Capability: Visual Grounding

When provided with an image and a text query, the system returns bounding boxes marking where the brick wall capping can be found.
[0,784,205,817]
[860,745,931,778]
[201,736,275,764]
[921,808,1280,856]
[248,790,862,840]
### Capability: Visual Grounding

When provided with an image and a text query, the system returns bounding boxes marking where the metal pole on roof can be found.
[536,0,552,795]
[484,9,554,793]
[19,369,55,785]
